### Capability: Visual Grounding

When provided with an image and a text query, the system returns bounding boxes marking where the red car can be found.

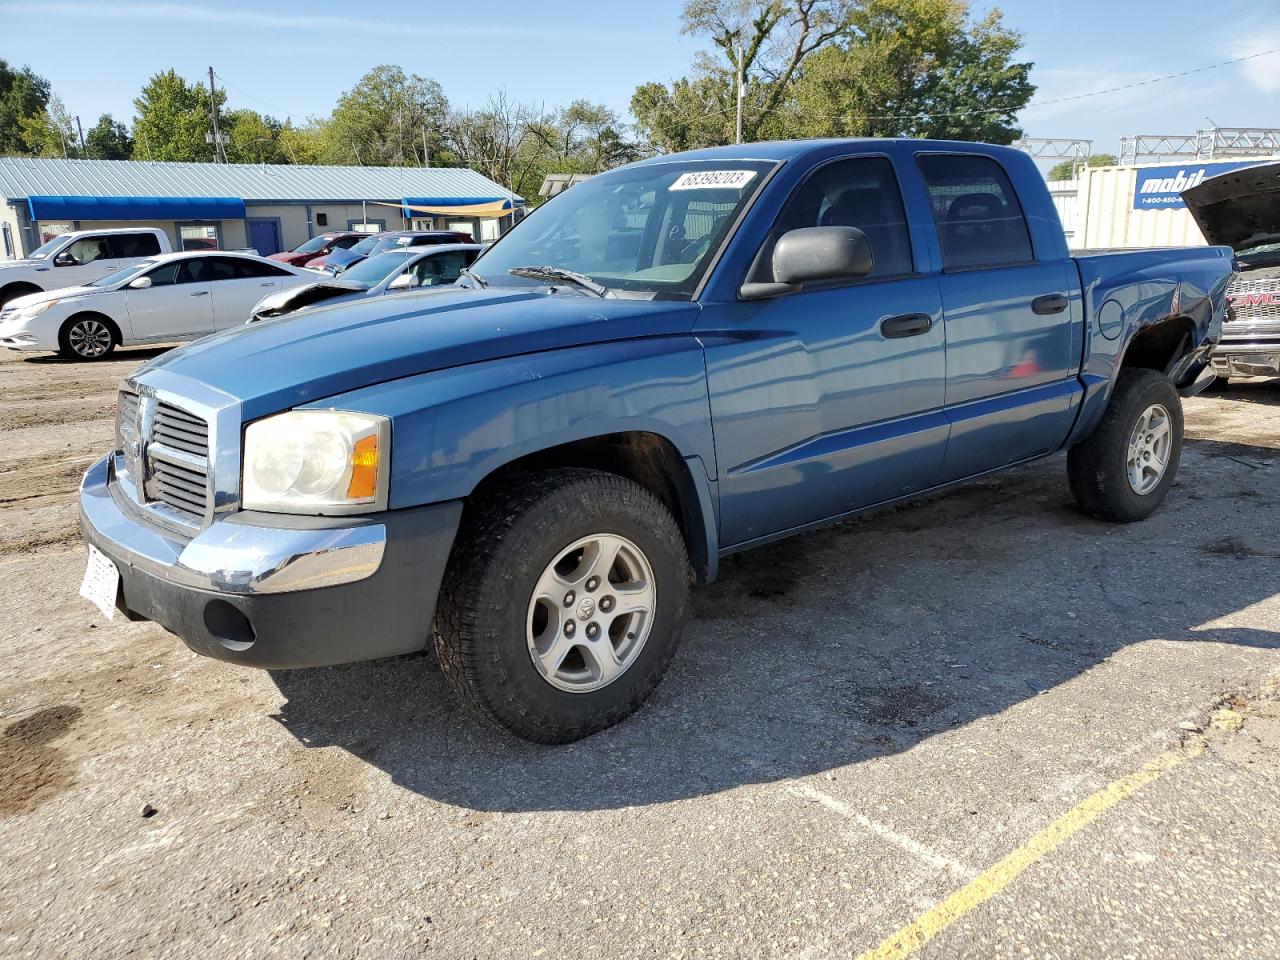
[269,231,364,268]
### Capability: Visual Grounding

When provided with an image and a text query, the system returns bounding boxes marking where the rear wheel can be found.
[58,315,117,360]
[1067,369,1183,522]
[433,468,690,743]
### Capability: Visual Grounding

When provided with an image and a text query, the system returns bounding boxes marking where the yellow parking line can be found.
[856,741,1205,960]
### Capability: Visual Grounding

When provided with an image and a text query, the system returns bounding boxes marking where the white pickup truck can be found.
[0,228,172,307]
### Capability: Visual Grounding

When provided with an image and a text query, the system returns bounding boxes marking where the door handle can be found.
[259,282,276,287]
[880,313,933,338]
[1032,293,1068,315]
[190,290,209,297]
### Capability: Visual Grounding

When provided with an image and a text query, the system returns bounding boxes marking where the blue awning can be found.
[27,195,246,222]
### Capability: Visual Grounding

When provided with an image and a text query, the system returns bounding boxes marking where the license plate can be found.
[79,544,120,620]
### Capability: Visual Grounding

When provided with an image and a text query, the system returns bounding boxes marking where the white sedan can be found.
[0,251,315,359]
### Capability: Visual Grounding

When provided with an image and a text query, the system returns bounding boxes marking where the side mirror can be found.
[128,276,152,290]
[53,251,76,267]
[388,272,414,290]
[740,226,874,300]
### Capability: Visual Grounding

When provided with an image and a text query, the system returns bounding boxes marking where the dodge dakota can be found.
[78,139,1232,743]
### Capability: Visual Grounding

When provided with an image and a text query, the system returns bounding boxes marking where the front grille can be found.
[149,455,210,520]
[153,402,209,458]
[1226,275,1280,322]
[115,388,213,527]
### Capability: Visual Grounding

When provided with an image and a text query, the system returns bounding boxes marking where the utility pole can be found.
[734,42,745,145]
[208,66,225,163]
[75,115,86,155]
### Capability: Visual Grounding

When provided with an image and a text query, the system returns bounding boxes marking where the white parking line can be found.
[788,782,978,879]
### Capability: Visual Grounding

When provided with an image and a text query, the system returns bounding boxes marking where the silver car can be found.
[248,244,483,322]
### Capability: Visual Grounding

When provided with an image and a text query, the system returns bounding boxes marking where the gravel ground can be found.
[1,346,1278,959]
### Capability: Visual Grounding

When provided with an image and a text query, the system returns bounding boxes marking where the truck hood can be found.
[137,286,700,420]
[0,259,49,271]
[1183,161,1280,251]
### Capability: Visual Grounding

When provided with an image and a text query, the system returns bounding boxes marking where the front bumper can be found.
[1210,342,1280,377]
[79,455,462,668]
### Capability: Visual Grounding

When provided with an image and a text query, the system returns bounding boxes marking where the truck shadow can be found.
[268,436,1280,813]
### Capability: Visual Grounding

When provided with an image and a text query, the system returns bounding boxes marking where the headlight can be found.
[242,410,390,514]
[16,299,58,318]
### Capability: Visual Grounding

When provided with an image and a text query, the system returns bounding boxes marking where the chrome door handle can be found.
[190,290,209,297]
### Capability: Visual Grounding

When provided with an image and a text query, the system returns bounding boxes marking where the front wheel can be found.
[433,468,690,743]
[58,315,117,360]
[1067,368,1184,522]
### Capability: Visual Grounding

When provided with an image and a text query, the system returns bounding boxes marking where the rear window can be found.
[916,154,1034,270]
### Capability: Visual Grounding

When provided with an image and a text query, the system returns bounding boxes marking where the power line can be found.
[212,71,310,121]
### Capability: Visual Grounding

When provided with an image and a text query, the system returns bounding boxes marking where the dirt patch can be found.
[1198,536,1280,559]
[0,704,83,816]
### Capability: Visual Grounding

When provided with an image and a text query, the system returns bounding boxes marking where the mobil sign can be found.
[1132,160,1259,210]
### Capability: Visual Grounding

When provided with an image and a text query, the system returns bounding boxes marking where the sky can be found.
[2,0,1279,164]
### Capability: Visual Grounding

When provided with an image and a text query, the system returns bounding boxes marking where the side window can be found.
[221,258,288,279]
[111,233,162,258]
[414,251,470,285]
[916,154,1034,270]
[201,257,246,281]
[750,156,914,283]
[176,259,210,284]
[145,261,183,286]
[64,236,113,265]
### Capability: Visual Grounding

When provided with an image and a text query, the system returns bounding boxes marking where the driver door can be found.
[124,259,214,341]
[698,155,949,547]
[54,234,122,286]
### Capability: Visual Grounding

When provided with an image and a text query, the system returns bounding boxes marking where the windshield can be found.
[292,234,331,256]
[337,251,413,287]
[472,160,775,298]
[350,235,382,256]
[1237,241,1280,269]
[28,237,67,260]
[90,260,157,287]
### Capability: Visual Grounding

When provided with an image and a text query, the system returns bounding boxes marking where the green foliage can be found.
[632,0,1036,151]
[222,109,283,164]
[18,94,79,158]
[132,69,223,162]
[1047,153,1118,181]
[84,114,133,160]
[0,59,52,155]
[325,65,449,166]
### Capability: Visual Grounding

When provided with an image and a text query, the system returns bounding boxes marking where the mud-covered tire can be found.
[1068,368,1183,522]
[433,468,691,744]
[57,314,117,360]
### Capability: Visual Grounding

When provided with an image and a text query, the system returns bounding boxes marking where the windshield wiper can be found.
[459,266,487,289]
[508,266,610,298]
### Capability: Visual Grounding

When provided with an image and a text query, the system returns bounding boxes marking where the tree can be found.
[276,120,331,165]
[527,101,644,175]
[0,59,51,155]
[326,65,450,166]
[632,0,1035,151]
[223,108,282,164]
[444,92,548,199]
[1047,152,1118,181]
[84,114,133,160]
[18,94,79,158]
[132,69,222,162]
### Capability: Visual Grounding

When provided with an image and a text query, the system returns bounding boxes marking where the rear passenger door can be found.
[206,257,298,329]
[915,153,1079,482]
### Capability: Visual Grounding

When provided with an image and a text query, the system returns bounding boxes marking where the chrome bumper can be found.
[1210,343,1280,376]
[79,455,386,595]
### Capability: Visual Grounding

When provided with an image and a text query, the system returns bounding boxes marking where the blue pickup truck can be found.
[79,139,1232,742]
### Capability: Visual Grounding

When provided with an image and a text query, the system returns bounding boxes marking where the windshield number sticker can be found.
[670,170,757,191]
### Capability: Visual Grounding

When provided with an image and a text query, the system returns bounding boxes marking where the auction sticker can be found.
[670,170,757,191]
[79,544,120,620]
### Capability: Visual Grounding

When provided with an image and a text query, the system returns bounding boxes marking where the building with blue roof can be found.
[0,156,524,260]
